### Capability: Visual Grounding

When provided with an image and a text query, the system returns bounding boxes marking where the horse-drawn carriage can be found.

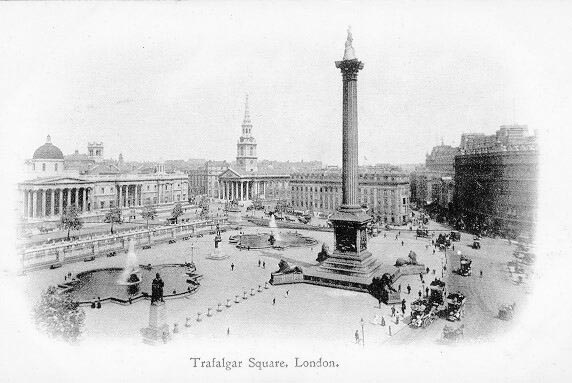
[458,255,472,277]
[409,298,439,328]
[410,279,447,328]
[446,292,466,321]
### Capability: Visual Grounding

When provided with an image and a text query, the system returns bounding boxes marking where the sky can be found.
[0,1,570,167]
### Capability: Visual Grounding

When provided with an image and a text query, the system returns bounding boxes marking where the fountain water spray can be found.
[118,239,141,285]
[268,213,281,243]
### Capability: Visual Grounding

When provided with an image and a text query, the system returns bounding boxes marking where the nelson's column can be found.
[306,29,382,291]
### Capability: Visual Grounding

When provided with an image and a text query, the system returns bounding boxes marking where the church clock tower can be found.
[236,95,258,172]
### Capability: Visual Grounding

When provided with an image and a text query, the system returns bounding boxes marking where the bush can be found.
[33,286,85,342]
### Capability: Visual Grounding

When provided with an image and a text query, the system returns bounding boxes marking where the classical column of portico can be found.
[74,188,79,209]
[58,189,62,215]
[240,181,243,201]
[31,190,37,218]
[49,189,55,216]
[246,181,250,200]
[66,188,71,210]
[83,188,88,212]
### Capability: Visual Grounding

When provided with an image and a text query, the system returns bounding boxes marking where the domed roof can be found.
[33,135,64,160]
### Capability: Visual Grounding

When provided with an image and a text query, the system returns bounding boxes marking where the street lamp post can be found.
[360,318,365,348]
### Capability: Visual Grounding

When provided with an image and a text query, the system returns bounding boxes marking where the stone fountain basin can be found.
[68,265,195,303]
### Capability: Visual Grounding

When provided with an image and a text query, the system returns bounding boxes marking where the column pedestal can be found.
[141,301,170,345]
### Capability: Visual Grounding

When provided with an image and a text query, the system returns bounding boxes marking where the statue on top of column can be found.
[343,26,356,61]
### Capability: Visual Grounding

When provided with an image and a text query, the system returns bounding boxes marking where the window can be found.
[55,163,58,171]
[101,187,105,193]
[42,163,46,171]
[32,163,35,171]
[100,201,105,209]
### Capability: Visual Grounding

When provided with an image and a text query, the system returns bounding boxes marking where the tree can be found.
[34,286,85,342]
[140,203,158,229]
[171,202,183,224]
[59,205,83,240]
[105,207,122,234]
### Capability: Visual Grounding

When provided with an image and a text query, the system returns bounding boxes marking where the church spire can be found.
[243,94,251,125]
[241,94,252,136]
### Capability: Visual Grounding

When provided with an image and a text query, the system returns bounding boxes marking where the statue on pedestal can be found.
[151,273,164,303]
[343,26,356,61]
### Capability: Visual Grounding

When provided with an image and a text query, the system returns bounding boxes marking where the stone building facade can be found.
[454,148,537,237]
[18,136,188,221]
[290,166,411,224]
[410,143,459,207]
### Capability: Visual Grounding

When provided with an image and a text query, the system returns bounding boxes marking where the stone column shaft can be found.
[50,189,55,215]
[32,190,37,218]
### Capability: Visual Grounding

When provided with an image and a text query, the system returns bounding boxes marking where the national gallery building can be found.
[18,136,189,221]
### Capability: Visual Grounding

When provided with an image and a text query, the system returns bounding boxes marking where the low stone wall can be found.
[269,272,305,285]
[22,219,227,271]
[392,264,427,281]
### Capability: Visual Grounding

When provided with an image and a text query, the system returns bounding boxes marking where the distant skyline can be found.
[0,2,565,167]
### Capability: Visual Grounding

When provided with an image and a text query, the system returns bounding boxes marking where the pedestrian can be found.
[355,330,360,344]
[432,240,435,246]
[401,241,404,246]
[398,284,401,293]
[433,249,435,255]
[391,306,396,317]
[384,233,386,238]
[419,273,423,281]
[398,231,401,235]
[258,259,261,267]
[173,323,179,334]
[263,261,266,269]
[418,291,422,299]
[407,284,411,294]
[401,299,406,314]
[273,297,276,305]
[480,270,483,278]
[286,290,289,296]
[425,287,429,297]
[452,244,455,251]
[227,327,230,336]
[426,267,430,274]
[231,263,234,271]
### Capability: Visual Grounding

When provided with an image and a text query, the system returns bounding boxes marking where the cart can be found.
[446,292,466,321]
